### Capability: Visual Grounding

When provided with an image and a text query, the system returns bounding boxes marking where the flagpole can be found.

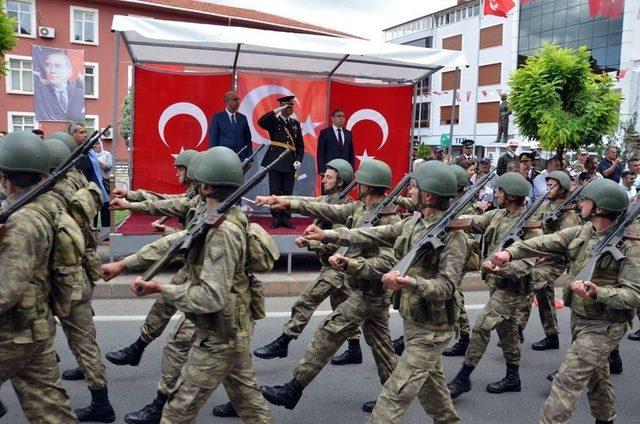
[472,0,483,156]
[448,66,459,158]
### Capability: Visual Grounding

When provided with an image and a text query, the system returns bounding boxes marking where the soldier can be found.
[259,159,399,413]
[258,95,305,229]
[124,147,273,423]
[447,173,543,399]
[455,139,475,165]
[496,93,511,143]
[303,161,464,423]
[0,132,78,423]
[490,178,640,424]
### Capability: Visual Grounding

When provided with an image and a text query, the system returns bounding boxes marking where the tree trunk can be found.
[556,146,564,170]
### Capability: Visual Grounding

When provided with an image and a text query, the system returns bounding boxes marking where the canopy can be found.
[111,15,467,83]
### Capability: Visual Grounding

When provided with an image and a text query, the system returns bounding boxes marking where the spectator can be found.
[598,146,622,183]
[460,159,476,181]
[585,155,603,180]
[571,148,589,172]
[32,129,45,139]
[620,170,637,199]
[428,146,445,161]
[93,140,114,229]
[626,157,640,187]
[578,171,593,186]
[68,122,110,206]
[496,138,519,175]
[532,156,560,198]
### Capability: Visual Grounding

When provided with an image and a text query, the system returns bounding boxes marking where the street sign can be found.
[440,133,451,147]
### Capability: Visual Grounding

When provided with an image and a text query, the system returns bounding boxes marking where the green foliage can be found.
[0,12,18,75]
[120,87,132,143]
[416,143,431,159]
[508,44,621,152]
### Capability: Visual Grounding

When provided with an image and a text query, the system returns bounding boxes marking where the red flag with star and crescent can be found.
[484,0,516,17]
[132,66,232,193]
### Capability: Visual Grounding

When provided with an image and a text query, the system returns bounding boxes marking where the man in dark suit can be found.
[208,90,253,161]
[34,51,85,122]
[317,109,355,174]
[258,95,305,229]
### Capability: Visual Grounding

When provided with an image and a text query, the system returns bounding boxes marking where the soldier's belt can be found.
[270,141,296,152]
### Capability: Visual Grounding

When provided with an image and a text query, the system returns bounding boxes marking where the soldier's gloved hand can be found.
[303,224,326,241]
[131,276,162,297]
[101,260,127,281]
[293,161,302,170]
[328,253,348,270]
[295,236,310,248]
[274,105,288,113]
[490,251,511,267]
[109,198,131,210]
[113,188,128,198]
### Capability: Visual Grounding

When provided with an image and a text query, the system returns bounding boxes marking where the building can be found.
[1,0,350,160]
[383,0,639,163]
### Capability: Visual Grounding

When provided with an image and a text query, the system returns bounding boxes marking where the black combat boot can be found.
[391,336,405,356]
[124,391,168,424]
[447,362,475,399]
[486,363,521,394]
[261,379,303,410]
[0,399,7,418]
[331,340,363,365]
[443,332,470,356]
[609,348,623,374]
[106,337,148,366]
[532,334,559,351]
[546,371,558,382]
[362,400,376,413]
[254,334,292,359]
[75,387,116,423]
[212,401,238,417]
[62,366,85,381]
[628,328,640,341]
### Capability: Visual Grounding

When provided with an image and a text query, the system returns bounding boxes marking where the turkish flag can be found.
[329,80,412,186]
[589,0,624,18]
[132,66,232,193]
[484,0,516,17]
[236,72,328,197]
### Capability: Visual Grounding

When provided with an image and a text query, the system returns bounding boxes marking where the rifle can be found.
[392,171,497,276]
[137,149,292,290]
[0,126,111,224]
[242,144,265,173]
[542,184,585,227]
[333,173,412,258]
[573,199,640,281]
[312,179,357,226]
[237,145,248,160]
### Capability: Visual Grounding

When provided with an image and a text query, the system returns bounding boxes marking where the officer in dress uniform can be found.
[455,139,475,165]
[258,95,305,229]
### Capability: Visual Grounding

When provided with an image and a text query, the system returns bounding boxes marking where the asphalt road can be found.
[2,291,640,423]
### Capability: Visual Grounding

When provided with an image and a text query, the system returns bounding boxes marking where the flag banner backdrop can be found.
[328,80,412,186]
[132,66,232,193]
[237,71,328,197]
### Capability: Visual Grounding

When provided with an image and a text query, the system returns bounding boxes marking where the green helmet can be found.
[494,172,531,197]
[579,179,628,212]
[46,139,72,170]
[355,159,392,188]
[0,131,50,175]
[325,159,354,183]
[412,160,457,198]
[546,171,571,191]
[449,164,469,189]
[186,152,205,181]
[174,149,198,168]
[47,132,77,153]
[193,146,243,187]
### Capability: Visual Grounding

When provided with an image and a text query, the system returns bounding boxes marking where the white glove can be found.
[293,161,301,170]
[274,105,288,113]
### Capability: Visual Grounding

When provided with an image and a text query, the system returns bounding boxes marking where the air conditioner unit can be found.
[101,127,114,139]
[38,26,55,39]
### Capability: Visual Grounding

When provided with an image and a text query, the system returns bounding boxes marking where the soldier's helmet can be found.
[494,172,530,197]
[546,171,571,191]
[46,138,72,170]
[355,159,392,188]
[579,179,628,212]
[412,160,457,198]
[449,164,470,189]
[186,152,205,181]
[325,159,354,183]
[47,131,77,153]
[193,146,243,187]
[174,149,198,168]
[0,131,50,175]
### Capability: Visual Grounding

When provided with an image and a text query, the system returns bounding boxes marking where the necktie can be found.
[231,114,237,125]
[57,90,68,112]
[337,128,344,146]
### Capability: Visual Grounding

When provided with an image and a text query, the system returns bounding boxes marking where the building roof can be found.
[119,0,355,38]
[382,0,478,31]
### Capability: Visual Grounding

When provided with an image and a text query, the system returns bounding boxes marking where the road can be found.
[2,291,640,423]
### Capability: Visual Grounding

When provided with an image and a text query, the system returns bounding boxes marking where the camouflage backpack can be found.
[68,182,104,281]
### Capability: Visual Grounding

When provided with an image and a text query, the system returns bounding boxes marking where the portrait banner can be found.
[33,46,85,122]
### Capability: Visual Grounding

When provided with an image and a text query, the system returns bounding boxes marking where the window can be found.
[71,6,98,45]
[7,112,37,132]
[403,37,433,48]
[440,105,459,125]
[441,69,461,91]
[478,63,502,86]
[480,24,503,49]
[477,102,500,123]
[5,0,35,37]
[84,62,99,98]
[84,115,99,133]
[414,102,430,128]
[442,34,462,51]
[5,55,33,94]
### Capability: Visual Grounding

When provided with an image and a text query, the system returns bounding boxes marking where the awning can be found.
[111,15,467,83]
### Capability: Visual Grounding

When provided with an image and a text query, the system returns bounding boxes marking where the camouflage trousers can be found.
[282,267,360,341]
[158,315,195,395]
[517,263,563,336]
[465,288,527,366]
[369,321,460,424]
[161,332,272,424]
[58,286,107,390]
[294,289,397,387]
[539,314,627,423]
[0,335,78,423]
[456,288,471,335]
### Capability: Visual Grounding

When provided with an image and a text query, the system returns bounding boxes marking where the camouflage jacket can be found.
[126,189,185,203]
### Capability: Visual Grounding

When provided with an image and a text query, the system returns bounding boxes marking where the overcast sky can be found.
[206,0,458,40]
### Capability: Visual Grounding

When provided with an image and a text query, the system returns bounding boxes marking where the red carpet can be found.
[116,212,313,236]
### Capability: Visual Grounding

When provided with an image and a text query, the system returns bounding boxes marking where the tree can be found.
[416,143,431,160]
[0,12,18,75]
[119,87,132,145]
[508,44,621,165]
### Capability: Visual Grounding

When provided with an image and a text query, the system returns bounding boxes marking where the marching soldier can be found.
[490,179,640,424]
[258,95,305,229]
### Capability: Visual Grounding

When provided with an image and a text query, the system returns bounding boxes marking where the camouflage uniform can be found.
[0,193,78,423]
[287,198,398,389]
[129,193,200,237]
[325,213,465,423]
[504,223,640,423]
[126,206,272,423]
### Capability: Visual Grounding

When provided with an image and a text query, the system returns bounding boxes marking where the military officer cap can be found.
[461,139,474,147]
[480,157,491,164]
[518,152,535,162]
[277,95,295,103]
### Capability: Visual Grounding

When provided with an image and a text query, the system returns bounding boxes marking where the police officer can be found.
[258,95,305,229]
[455,139,475,165]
